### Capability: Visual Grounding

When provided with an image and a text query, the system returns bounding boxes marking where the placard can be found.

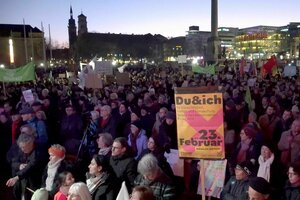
[94,61,113,75]
[58,73,66,78]
[116,72,130,85]
[197,159,227,198]
[22,89,34,102]
[85,74,103,89]
[175,89,224,159]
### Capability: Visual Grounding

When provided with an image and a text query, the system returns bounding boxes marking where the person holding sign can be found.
[221,160,254,200]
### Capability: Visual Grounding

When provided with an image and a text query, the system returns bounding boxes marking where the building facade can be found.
[0,24,44,67]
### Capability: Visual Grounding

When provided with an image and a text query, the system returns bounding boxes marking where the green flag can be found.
[0,62,35,82]
[245,86,253,111]
[192,64,215,75]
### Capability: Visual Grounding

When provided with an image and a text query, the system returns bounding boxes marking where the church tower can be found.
[78,12,88,37]
[68,6,77,49]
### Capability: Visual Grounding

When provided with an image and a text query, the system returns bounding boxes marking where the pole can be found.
[30,29,34,61]
[2,82,6,98]
[200,159,206,200]
[23,18,28,63]
[48,24,52,63]
[41,22,47,68]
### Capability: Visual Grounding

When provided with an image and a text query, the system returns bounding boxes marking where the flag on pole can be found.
[0,62,35,82]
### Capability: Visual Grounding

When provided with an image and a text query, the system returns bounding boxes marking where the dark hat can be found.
[225,99,235,109]
[249,177,272,194]
[243,125,257,138]
[236,160,254,176]
[262,141,277,153]
[166,111,176,120]
[19,107,35,115]
[31,101,42,107]
[130,107,141,118]
[131,120,142,130]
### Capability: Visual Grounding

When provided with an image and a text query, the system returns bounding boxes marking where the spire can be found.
[70,5,73,19]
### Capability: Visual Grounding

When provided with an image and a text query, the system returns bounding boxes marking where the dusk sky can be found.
[1,0,300,46]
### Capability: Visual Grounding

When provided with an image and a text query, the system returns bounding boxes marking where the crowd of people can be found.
[0,62,299,200]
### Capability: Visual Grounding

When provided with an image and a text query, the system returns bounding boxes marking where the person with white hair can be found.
[98,105,116,138]
[67,182,91,200]
[134,154,176,200]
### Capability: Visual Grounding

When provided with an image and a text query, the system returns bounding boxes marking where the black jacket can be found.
[110,153,137,193]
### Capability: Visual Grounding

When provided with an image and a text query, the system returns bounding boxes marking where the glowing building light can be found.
[9,39,14,64]
[0,64,4,68]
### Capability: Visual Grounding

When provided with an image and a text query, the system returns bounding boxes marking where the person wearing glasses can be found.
[110,137,137,193]
[284,161,300,200]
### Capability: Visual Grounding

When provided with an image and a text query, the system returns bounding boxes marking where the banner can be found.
[175,89,224,159]
[0,62,35,82]
[197,159,227,198]
[192,64,215,75]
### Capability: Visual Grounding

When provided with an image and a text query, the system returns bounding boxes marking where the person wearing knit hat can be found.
[248,177,272,200]
[40,144,73,199]
[257,142,285,200]
[236,160,254,176]
[220,160,253,200]
[243,125,257,139]
[128,120,148,159]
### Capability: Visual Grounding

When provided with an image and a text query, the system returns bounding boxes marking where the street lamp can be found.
[9,38,14,65]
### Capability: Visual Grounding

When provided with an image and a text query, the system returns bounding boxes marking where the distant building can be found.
[185,26,210,58]
[68,7,167,63]
[0,24,44,67]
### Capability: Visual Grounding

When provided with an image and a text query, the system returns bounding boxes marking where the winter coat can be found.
[88,172,117,200]
[109,153,137,193]
[127,130,148,159]
[220,176,249,200]
[284,182,300,200]
[278,130,300,165]
[60,113,83,155]
[41,160,74,199]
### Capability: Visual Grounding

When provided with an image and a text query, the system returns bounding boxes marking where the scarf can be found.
[237,139,251,163]
[98,146,112,156]
[257,153,274,182]
[86,172,108,194]
[45,157,64,191]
